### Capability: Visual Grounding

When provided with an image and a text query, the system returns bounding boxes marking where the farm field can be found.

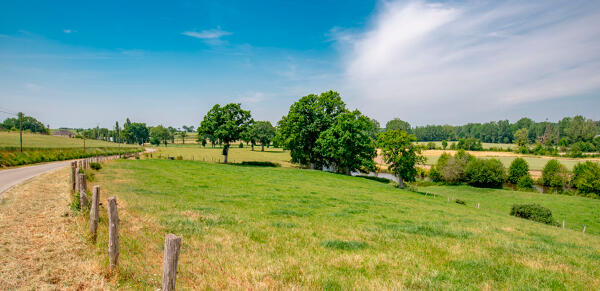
[421,150,599,171]
[0,132,138,149]
[87,159,600,290]
[151,144,293,166]
[416,141,516,150]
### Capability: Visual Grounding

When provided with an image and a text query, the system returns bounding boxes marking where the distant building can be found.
[52,130,75,138]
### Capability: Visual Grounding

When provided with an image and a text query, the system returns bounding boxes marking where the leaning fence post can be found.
[161,234,182,291]
[78,173,89,208]
[90,186,100,241]
[583,226,587,233]
[108,196,119,271]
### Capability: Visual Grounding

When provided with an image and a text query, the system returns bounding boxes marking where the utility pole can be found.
[18,112,23,152]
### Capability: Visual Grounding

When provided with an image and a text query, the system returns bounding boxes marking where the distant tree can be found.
[385,118,411,133]
[377,129,424,188]
[572,161,600,196]
[167,126,177,143]
[199,103,252,163]
[2,114,48,134]
[150,125,171,146]
[315,110,377,175]
[277,91,347,169]
[508,158,530,184]
[182,125,195,133]
[441,140,448,150]
[457,137,483,151]
[179,131,187,144]
[241,124,258,151]
[368,118,381,140]
[253,121,276,151]
[542,160,570,189]
[514,128,529,148]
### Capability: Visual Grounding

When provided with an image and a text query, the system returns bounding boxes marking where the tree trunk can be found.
[107,196,119,271]
[261,144,265,151]
[251,143,254,151]
[161,234,182,291]
[397,175,404,188]
[223,144,229,164]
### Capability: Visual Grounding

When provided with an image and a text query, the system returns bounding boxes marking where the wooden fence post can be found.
[562,220,565,228]
[90,186,100,241]
[78,173,89,208]
[583,226,587,233]
[71,162,77,191]
[108,196,119,271]
[161,234,182,291]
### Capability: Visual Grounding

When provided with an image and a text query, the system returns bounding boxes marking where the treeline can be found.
[385,116,599,147]
[428,151,600,198]
[1,113,49,134]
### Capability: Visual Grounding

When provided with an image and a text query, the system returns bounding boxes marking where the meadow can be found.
[150,144,294,167]
[0,131,138,149]
[416,141,517,150]
[85,159,600,290]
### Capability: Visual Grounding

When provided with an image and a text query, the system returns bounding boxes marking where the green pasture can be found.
[88,159,600,289]
[0,131,137,149]
[150,144,293,166]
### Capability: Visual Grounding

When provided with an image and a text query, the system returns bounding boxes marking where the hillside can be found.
[87,159,600,289]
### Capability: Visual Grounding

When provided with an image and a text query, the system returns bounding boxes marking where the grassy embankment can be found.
[0,132,141,167]
[84,159,600,289]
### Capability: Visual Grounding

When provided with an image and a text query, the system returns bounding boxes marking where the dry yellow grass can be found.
[0,168,109,290]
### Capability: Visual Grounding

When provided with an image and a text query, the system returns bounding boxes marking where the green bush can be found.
[517,175,534,190]
[464,158,506,188]
[542,160,569,189]
[508,158,529,184]
[427,142,436,150]
[90,162,102,170]
[0,147,141,167]
[572,161,600,196]
[431,150,474,184]
[510,203,555,225]
[239,161,280,167]
[356,175,391,183]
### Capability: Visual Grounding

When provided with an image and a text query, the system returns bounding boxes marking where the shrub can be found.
[510,204,555,225]
[356,175,391,183]
[90,162,102,170]
[542,160,569,188]
[508,158,529,184]
[176,155,183,160]
[517,175,534,190]
[455,199,466,205]
[572,161,600,196]
[464,158,506,188]
[427,142,436,150]
[238,143,244,148]
[240,161,280,167]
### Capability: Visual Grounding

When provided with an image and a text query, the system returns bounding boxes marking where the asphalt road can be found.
[0,161,71,195]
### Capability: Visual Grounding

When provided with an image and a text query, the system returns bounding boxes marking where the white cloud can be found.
[63,29,74,34]
[182,28,232,39]
[336,1,600,122]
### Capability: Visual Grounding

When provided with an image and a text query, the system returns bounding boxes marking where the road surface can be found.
[0,161,72,195]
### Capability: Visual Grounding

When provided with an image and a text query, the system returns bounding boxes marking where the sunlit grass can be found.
[88,159,600,289]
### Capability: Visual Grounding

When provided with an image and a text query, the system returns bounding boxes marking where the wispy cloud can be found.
[335,1,600,122]
[182,28,231,39]
[63,29,73,34]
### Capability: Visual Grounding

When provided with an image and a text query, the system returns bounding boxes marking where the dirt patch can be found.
[0,168,109,290]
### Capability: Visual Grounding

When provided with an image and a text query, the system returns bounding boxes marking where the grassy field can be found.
[0,131,138,149]
[150,144,293,166]
[86,159,600,289]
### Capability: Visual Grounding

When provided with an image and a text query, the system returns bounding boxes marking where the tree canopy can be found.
[377,129,424,188]
[315,110,377,175]
[198,103,252,163]
[277,90,347,169]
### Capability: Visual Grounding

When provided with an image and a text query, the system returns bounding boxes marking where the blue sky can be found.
[1,0,599,128]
